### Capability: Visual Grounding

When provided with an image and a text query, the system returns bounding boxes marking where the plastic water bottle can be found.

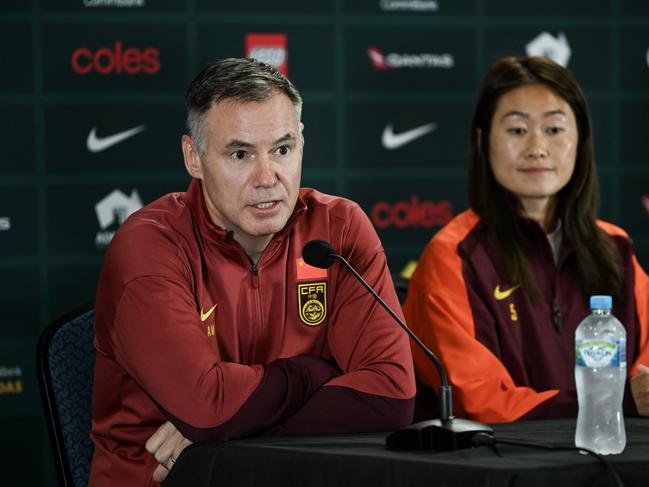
[575,295,626,454]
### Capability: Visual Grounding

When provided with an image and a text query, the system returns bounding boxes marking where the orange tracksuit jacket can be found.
[404,209,649,423]
[89,179,415,486]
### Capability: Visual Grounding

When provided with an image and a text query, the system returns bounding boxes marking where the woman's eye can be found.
[507,127,525,135]
[547,126,564,135]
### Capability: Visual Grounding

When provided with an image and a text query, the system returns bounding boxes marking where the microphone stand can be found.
[331,252,493,451]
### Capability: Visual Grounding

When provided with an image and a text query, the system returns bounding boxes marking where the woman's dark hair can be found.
[468,56,622,300]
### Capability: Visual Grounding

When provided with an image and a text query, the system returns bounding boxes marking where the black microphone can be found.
[302,239,493,451]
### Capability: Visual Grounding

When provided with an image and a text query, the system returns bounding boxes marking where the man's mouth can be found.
[254,201,278,209]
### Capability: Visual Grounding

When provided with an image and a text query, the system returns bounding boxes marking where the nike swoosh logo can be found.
[494,285,520,301]
[86,125,146,153]
[200,304,218,322]
[381,122,437,150]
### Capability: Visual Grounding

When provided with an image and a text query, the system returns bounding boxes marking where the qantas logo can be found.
[382,123,437,150]
[86,125,146,153]
[494,285,520,301]
[368,47,454,69]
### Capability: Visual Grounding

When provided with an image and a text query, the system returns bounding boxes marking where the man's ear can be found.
[182,134,203,179]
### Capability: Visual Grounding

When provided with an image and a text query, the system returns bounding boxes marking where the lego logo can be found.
[248,47,286,68]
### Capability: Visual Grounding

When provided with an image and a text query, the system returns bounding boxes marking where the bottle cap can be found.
[590,295,612,310]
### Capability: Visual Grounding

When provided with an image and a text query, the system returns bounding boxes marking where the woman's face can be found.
[488,84,578,220]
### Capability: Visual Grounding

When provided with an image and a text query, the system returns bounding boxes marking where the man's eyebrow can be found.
[273,133,296,145]
[224,139,255,150]
[223,133,296,150]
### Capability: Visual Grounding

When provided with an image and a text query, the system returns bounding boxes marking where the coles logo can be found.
[371,196,453,229]
[245,33,288,76]
[71,41,160,75]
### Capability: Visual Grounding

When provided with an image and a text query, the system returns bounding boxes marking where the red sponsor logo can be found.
[296,258,328,280]
[71,41,160,75]
[245,33,288,76]
[642,194,649,216]
[371,196,453,229]
[368,47,389,70]
[367,46,454,70]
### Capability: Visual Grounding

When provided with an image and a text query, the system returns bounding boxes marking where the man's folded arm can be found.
[98,276,340,442]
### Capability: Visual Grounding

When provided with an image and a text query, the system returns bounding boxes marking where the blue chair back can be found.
[37,305,96,487]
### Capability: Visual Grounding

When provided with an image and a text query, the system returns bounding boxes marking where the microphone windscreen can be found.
[302,240,336,269]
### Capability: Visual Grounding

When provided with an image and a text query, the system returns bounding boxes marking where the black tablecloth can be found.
[165,418,649,487]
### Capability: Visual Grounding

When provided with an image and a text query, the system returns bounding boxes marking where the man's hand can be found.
[145,421,193,482]
[631,363,649,416]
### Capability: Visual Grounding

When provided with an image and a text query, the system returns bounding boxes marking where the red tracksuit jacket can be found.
[89,179,415,486]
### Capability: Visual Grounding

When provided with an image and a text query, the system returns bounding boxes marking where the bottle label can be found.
[575,339,626,367]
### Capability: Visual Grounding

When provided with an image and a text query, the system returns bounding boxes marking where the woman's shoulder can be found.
[596,219,630,239]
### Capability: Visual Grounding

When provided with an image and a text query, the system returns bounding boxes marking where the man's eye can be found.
[276,145,290,156]
[232,150,246,160]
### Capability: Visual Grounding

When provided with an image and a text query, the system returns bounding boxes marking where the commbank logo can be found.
[0,216,10,231]
[245,33,288,76]
[95,188,143,248]
[379,0,439,12]
[371,196,453,229]
[367,47,454,70]
[71,41,160,75]
[525,32,571,67]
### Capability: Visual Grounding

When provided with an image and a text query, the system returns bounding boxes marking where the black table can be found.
[165,418,649,487]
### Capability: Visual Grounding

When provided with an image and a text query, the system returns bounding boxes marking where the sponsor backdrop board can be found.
[1,0,648,484]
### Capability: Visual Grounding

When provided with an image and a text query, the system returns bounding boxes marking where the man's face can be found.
[183,92,303,254]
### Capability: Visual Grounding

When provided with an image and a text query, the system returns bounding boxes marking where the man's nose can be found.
[252,155,278,187]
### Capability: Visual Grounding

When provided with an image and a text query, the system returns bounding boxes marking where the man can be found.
[89,58,416,486]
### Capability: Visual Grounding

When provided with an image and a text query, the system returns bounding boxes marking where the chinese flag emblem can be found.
[296,258,327,280]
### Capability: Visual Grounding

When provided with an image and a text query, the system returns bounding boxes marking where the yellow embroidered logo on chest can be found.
[200,304,217,336]
[494,284,520,301]
[298,282,327,326]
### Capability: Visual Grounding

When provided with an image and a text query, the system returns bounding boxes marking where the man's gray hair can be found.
[186,58,303,155]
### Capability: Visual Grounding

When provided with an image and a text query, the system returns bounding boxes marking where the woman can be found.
[403,56,649,423]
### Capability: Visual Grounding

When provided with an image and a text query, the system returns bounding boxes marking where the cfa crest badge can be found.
[298,282,327,326]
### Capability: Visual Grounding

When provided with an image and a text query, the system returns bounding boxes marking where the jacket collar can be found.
[182,178,308,250]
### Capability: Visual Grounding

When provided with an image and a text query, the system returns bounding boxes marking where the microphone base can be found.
[386,418,494,451]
